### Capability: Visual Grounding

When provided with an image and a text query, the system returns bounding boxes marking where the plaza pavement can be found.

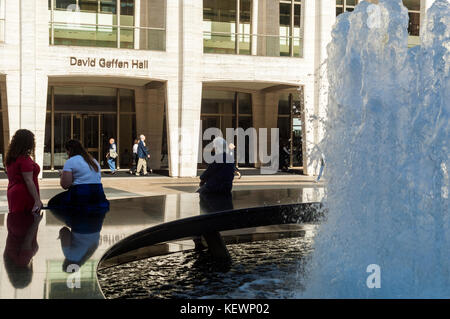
[0,170,324,214]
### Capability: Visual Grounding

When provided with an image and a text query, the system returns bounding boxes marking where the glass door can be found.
[83,114,101,163]
[73,114,101,164]
[100,114,117,168]
[290,96,303,168]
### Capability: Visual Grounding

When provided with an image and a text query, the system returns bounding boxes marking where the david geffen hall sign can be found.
[70,57,149,69]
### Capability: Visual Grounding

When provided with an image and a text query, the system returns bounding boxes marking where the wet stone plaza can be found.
[0,187,324,299]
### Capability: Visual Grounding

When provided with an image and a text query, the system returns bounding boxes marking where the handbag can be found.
[109,148,118,159]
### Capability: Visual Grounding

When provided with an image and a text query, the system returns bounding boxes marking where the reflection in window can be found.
[49,0,165,50]
[139,0,166,51]
[203,0,303,57]
[203,0,253,55]
[203,0,238,54]
[279,0,302,57]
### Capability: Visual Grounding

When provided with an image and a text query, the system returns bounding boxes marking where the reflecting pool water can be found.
[98,236,314,299]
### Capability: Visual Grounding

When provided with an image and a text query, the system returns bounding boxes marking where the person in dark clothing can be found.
[197,137,235,194]
[279,139,290,172]
[136,135,152,176]
[228,143,241,179]
[129,139,139,174]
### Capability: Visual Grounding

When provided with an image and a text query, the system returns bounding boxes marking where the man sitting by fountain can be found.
[197,137,235,195]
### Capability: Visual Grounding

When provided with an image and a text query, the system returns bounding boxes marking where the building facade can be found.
[0,0,430,177]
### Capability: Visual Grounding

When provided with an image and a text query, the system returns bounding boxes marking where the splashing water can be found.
[303,0,449,298]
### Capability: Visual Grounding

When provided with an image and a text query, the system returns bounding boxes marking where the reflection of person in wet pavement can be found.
[47,140,110,271]
[3,129,44,288]
[197,137,235,195]
[199,191,233,214]
[53,208,107,270]
[3,210,43,288]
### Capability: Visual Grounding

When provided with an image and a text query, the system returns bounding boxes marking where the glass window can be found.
[403,0,420,46]
[120,0,134,15]
[203,0,237,54]
[50,0,165,51]
[239,0,251,55]
[277,1,303,57]
[139,0,166,50]
[45,86,137,169]
[403,0,420,11]
[119,0,134,48]
[278,91,304,169]
[119,113,136,167]
[53,23,118,48]
[54,87,117,112]
[336,0,359,16]
[238,93,252,115]
[201,89,254,167]
[278,93,290,115]
[100,0,117,13]
[201,90,236,114]
[119,89,135,112]
[79,0,98,12]
[55,0,77,10]
[293,3,302,57]
[408,12,420,36]
[44,112,52,169]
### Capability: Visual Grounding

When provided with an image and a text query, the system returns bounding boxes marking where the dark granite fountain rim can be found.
[98,201,324,269]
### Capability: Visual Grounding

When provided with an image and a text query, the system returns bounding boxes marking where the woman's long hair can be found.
[65,140,99,172]
[5,129,36,167]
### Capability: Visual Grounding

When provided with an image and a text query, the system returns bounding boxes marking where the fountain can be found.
[96,1,448,299]
[303,0,449,298]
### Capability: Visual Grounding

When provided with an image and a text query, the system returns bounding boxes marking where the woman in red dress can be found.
[3,129,43,273]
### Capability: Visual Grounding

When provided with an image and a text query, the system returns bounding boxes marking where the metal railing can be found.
[203,31,303,58]
[49,21,166,50]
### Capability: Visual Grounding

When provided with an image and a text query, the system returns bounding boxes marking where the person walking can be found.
[136,135,151,176]
[106,138,118,175]
[48,140,109,212]
[4,129,43,270]
[129,139,139,174]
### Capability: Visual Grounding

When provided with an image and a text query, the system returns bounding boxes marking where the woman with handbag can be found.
[106,138,118,175]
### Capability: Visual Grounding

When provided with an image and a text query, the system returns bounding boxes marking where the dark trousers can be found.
[130,153,138,173]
